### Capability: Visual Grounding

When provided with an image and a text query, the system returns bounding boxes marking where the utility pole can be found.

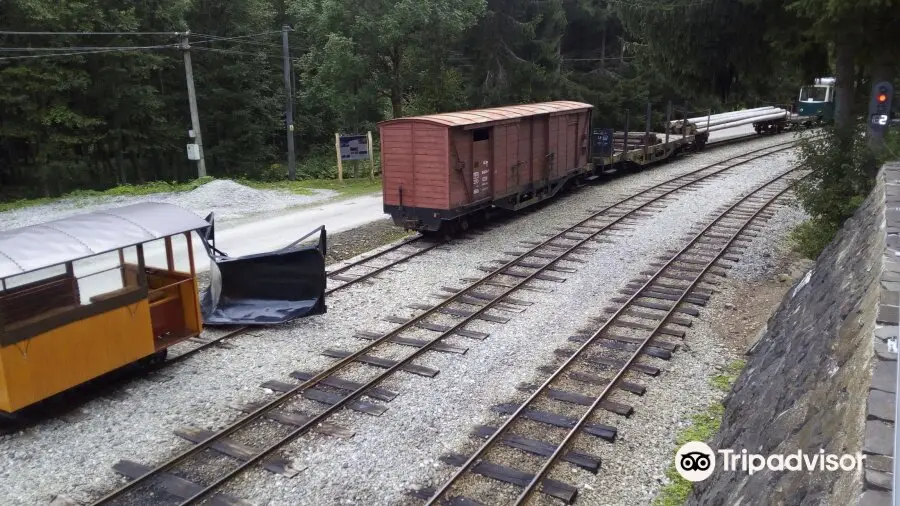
[282,25,297,180]
[180,31,207,178]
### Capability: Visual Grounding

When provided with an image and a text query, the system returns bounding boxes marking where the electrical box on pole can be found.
[282,25,297,180]
[180,31,207,178]
[869,81,894,137]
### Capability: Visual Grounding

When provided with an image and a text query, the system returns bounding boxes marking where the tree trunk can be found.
[116,134,127,185]
[130,152,144,184]
[390,46,403,118]
[600,26,606,70]
[833,41,856,136]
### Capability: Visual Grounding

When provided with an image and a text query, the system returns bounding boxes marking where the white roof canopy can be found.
[0,202,211,279]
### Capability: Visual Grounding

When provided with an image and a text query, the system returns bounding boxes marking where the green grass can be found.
[789,218,838,260]
[240,177,383,199]
[711,359,746,392]
[653,359,747,506]
[0,177,215,212]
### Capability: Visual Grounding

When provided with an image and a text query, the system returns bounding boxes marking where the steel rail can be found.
[171,142,802,506]
[152,136,806,368]
[164,137,799,366]
[325,237,441,295]
[513,169,804,504]
[163,237,436,365]
[324,233,423,278]
[91,140,797,506]
[427,167,803,505]
[164,326,246,364]
[173,144,802,506]
[165,136,806,367]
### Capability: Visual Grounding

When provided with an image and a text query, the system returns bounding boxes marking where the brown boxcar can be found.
[379,101,594,232]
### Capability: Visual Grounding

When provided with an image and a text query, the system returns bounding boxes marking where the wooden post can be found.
[334,133,344,183]
[118,249,126,286]
[367,130,375,181]
[164,237,175,271]
[185,232,196,277]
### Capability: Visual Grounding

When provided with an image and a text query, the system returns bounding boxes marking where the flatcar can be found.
[379,101,594,233]
[379,101,713,234]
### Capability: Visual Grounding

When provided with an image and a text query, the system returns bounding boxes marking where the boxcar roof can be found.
[378,100,593,128]
[0,202,210,279]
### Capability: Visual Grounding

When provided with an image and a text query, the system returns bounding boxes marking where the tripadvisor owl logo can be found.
[675,441,716,482]
[674,441,868,482]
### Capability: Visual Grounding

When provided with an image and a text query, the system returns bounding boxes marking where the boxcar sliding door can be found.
[491,123,519,198]
[516,120,533,192]
[471,128,492,201]
[531,116,549,186]
[568,115,579,172]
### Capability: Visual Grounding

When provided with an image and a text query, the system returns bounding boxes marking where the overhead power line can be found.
[190,31,283,44]
[0,30,283,47]
[0,30,288,62]
[191,46,281,59]
[187,32,284,53]
[0,30,181,36]
[0,45,176,62]
[0,45,175,52]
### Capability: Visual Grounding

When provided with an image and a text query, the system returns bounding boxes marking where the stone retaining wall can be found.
[688,162,900,506]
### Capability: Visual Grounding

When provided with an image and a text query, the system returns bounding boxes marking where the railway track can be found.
[87,140,799,506]
[164,234,442,364]
[419,166,804,505]
[163,132,793,367]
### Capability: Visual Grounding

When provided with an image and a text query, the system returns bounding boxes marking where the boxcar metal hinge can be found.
[512,161,523,187]
[450,140,472,202]
[545,152,555,185]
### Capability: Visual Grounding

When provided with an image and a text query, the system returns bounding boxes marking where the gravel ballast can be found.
[0,134,802,505]
[0,179,337,231]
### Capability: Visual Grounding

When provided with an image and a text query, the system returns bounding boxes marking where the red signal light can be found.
[879,93,888,103]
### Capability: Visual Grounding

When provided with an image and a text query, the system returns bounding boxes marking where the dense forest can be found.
[0,0,897,201]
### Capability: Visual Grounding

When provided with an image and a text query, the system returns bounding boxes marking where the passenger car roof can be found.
[0,202,210,279]
[377,101,593,128]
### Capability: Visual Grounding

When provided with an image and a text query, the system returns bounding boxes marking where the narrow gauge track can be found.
[421,167,804,505]
[164,235,440,365]
[160,132,791,367]
[90,140,798,506]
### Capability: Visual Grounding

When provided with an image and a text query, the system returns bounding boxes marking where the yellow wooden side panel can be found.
[180,277,203,334]
[0,300,154,413]
[0,356,9,412]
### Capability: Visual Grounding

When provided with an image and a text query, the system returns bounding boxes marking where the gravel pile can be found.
[0,179,336,231]
[0,134,797,505]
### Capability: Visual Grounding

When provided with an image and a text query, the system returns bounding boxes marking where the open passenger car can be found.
[0,203,210,415]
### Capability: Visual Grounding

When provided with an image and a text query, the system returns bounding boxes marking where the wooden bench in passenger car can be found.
[149,293,179,307]
[90,285,141,303]
[149,290,169,304]
[0,275,79,326]
[2,304,81,331]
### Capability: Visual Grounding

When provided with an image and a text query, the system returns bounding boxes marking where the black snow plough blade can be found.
[198,213,327,326]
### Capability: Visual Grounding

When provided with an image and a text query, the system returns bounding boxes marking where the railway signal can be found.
[868,81,894,137]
